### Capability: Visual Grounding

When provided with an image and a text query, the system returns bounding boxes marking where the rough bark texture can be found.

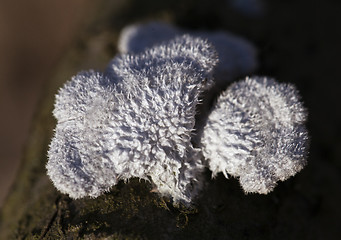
[1,0,341,239]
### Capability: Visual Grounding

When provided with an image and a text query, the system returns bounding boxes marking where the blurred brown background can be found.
[0,0,97,206]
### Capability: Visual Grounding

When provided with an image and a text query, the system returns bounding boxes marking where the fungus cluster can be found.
[118,21,258,87]
[201,77,308,194]
[47,22,308,205]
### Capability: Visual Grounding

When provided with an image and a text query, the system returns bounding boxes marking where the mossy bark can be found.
[1,0,341,239]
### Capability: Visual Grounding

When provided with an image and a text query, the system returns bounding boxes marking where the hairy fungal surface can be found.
[201,77,309,194]
[47,32,309,204]
[117,21,258,84]
[47,35,218,204]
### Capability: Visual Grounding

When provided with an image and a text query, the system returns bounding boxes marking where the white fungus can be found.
[117,21,258,86]
[47,35,218,204]
[47,32,309,204]
[201,77,309,194]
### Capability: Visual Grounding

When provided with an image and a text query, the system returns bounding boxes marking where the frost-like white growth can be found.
[47,35,218,204]
[117,21,258,85]
[107,34,218,91]
[201,77,308,194]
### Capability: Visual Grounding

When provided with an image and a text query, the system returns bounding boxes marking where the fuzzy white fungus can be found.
[47,32,309,204]
[47,35,218,204]
[117,21,258,86]
[201,77,309,194]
